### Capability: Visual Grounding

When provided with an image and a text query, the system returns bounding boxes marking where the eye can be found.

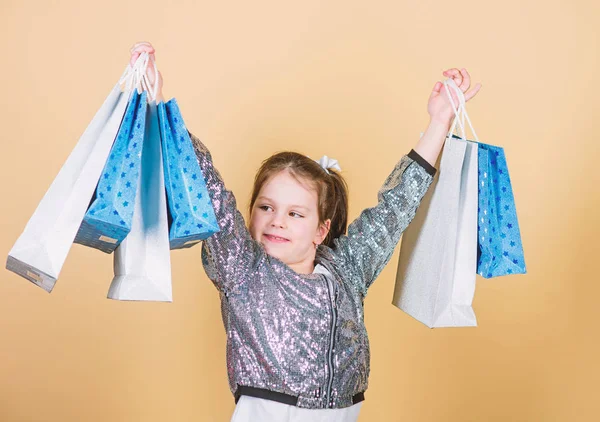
[289,211,304,218]
[258,205,273,212]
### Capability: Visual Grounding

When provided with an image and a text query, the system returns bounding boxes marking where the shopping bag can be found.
[476,142,526,278]
[158,98,219,249]
[5,62,143,292]
[108,100,172,302]
[73,90,148,253]
[392,78,479,328]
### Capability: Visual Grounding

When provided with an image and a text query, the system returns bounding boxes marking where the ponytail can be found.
[322,169,348,247]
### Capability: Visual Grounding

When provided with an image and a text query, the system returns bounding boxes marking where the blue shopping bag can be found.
[476,142,526,278]
[109,101,173,302]
[158,98,219,249]
[74,90,148,253]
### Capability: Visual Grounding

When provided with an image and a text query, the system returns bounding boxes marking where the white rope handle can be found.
[118,61,137,92]
[136,52,159,101]
[145,55,159,101]
[443,78,479,142]
[118,52,148,93]
[443,78,466,139]
[135,52,159,101]
[139,52,159,102]
[117,51,160,102]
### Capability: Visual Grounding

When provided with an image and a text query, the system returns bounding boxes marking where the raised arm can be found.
[330,148,437,297]
[189,131,261,295]
[330,65,483,296]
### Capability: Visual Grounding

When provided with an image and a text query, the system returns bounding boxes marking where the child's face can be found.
[249,170,330,273]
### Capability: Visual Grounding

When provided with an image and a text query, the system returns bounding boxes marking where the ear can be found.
[314,219,331,246]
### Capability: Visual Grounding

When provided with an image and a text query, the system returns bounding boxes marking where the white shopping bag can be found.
[392,78,480,328]
[5,60,148,293]
[108,100,172,302]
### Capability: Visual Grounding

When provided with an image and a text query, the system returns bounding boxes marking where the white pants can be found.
[230,396,363,422]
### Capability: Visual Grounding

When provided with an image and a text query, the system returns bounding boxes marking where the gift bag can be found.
[476,142,526,278]
[73,90,148,253]
[158,98,219,249]
[392,78,479,328]
[108,100,172,302]
[5,61,143,292]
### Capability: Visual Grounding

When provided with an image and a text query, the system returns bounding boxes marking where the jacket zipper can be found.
[324,275,338,408]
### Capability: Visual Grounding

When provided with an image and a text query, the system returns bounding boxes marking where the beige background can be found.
[1,0,598,421]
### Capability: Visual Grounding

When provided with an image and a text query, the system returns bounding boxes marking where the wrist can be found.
[428,116,451,131]
[412,118,450,168]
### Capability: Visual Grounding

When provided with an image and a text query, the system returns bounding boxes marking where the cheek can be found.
[249,212,264,235]
[295,218,318,241]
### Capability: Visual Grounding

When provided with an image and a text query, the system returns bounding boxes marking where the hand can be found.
[427,68,481,127]
[129,41,164,101]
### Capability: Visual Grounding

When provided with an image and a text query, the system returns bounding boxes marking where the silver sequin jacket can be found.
[189,132,436,409]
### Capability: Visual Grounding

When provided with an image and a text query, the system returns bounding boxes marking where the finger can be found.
[146,54,158,77]
[129,51,154,66]
[459,68,471,92]
[129,43,148,53]
[443,68,462,88]
[440,83,461,107]
[130,41,153,52]
[442,68,461,79]
[429,81,442,100]
[132,45,155,54]
[130,48,155,67]
[130,47,155,59]
[130,51,140,66]
[464,83,482,102]
[446,84,460,106]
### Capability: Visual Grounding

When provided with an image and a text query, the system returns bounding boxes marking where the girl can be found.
[130,42,481,421]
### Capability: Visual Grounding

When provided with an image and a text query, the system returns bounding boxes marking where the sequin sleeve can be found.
[188,131,260,294]
[331,150,436,297]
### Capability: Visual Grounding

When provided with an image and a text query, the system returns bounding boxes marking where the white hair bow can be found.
[315,155,342,174]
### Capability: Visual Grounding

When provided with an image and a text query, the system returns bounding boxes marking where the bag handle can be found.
[118,53,147,93]
[137,52,160,102]
[443,78,479,142]
[117,51,160,102]
[118,61,137,92]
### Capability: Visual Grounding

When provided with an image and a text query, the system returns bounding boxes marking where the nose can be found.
[270,211,286,229]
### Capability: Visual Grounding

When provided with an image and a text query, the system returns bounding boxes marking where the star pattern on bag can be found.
[476,143,526,278]
[157,99,219,249]
[74,90,148,253]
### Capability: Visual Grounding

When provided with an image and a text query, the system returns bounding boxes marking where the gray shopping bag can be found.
[393,137,478,328]
[393,77,481,328]
[6,62,143,292]
[108,101,172,302]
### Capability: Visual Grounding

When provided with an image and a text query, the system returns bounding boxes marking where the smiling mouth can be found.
[263,234,290,243]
